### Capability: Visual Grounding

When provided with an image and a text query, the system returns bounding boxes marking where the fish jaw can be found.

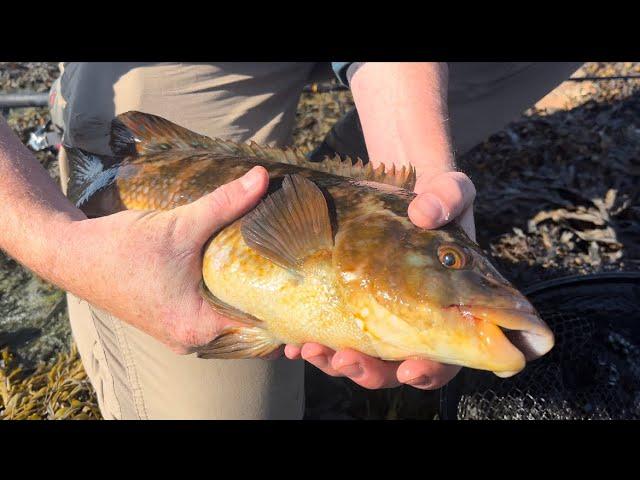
[417,306,531,374]
[339,295,529,374]
[463,304,555,363]
[337,287,555,375]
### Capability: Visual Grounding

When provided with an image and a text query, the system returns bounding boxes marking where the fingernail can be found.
[339,363,363,378]
[406,375,431,388]
[307,355,328,369]
[240,168,262,191]
[415,194,444,224]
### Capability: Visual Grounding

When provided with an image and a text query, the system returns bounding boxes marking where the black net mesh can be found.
[440,273,640,420]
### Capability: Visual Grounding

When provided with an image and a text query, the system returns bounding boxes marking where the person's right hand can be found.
[60,166,270,354]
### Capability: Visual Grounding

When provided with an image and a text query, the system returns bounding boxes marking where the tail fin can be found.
[110,111,218,157]
[65,146,119,207]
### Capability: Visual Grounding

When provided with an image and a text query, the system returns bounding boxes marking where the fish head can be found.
[334,212,554,377]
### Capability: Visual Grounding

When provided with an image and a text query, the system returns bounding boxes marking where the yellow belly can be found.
[202,222,377,355]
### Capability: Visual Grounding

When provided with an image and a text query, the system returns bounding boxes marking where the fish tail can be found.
[64,146,118,207]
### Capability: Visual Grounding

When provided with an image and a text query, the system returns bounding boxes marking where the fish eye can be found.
[437,245,466,269]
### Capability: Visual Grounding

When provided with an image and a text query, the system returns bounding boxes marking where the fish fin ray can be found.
[111,111,416,189]
[196,326,280,359]
[64,146,119,207]
[199,280,263,326]
[110,111,219,156]
[241,174,333,272]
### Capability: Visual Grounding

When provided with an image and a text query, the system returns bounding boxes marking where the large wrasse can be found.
[66,111,554,377]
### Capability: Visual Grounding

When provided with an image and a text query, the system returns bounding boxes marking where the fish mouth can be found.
[463,303,555,375]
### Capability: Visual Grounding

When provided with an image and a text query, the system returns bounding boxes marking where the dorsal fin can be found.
[110,110,218,156]
[110,111,417,190]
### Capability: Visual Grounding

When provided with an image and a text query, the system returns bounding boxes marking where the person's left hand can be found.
[284,169,477,390]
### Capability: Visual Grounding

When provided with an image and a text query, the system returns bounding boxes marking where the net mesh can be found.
[441,274,640,420]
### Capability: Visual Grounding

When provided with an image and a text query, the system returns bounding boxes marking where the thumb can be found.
[408,171,476,230]
[176,166,269,243]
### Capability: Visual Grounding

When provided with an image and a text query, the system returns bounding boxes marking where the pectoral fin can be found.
[240,174,334,273]
[196,326,281,359]
[199,280,263,327]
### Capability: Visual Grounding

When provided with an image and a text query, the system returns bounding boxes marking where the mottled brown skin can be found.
[91,152,408,218]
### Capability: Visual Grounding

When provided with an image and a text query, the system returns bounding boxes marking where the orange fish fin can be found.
[196,326,281,359]
[240,174,334,273]
[110,111,219,156]
[111,111,416,190]
[199,280,263,326]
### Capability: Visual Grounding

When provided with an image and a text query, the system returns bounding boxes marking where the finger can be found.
[300,343,344,377]
[408,171,476,230]
[178,166,270,242]
[331,349,401,389]
[396,359,461,390]
[284,344,302,359]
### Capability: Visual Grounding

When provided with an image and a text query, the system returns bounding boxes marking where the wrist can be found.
[408,140,456,184]
[350,62,456,186]
[18,210,90,296]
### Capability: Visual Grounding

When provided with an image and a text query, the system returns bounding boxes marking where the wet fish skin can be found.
[66,111,554,376]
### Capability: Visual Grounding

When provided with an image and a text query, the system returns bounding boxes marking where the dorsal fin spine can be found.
[111,111,417,190]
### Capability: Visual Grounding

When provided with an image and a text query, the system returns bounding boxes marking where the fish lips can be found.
[466,303,555,375]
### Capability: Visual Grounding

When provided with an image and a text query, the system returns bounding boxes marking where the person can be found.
[0,62,583,419]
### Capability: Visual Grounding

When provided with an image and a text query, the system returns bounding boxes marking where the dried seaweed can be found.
[461,62,640,290]
[0,345,100,420]
[293,85,354,153]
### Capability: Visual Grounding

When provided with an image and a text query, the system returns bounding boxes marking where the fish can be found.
[65,111,554,377]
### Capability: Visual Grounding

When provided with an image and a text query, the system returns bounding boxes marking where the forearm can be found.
[0,119,86,286]
[349,62,454,181]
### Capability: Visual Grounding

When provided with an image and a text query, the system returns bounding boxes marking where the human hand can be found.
[62,166,270,354]
[408,170,477,241]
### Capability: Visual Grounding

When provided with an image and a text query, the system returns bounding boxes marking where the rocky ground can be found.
[1,62,638,420]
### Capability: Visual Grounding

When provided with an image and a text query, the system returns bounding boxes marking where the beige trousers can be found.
[56,62,583,419]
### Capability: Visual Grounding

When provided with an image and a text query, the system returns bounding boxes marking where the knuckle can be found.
[363,376,388,390]
[211,184,237,213]
[428,174,475,215]
[169,319,211,350]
